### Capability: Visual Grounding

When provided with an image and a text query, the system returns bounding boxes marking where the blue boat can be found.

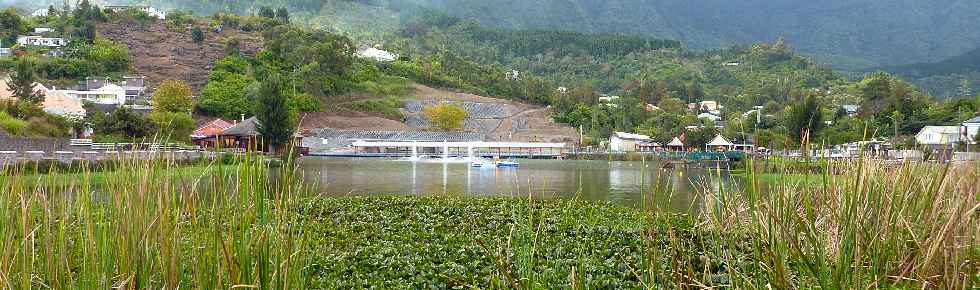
[495,160,519,167]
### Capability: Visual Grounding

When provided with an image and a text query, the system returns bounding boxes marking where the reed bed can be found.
[0,152,976,288]
[701,158,979,289]
[0,154,308,289]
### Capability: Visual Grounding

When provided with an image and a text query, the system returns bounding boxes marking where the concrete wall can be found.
[0,134,69,152]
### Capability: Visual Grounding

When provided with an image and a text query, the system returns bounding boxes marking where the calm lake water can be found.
[297,157,737,212]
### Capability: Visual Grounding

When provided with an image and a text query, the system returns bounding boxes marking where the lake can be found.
[296,157,737,212]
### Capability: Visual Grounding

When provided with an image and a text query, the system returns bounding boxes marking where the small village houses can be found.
[915,126,963,149]
[191,119,234,148]
[914,117,980,149]
[609,132,660,152]
[104,5,167,19]
[17,36,68,48]
[58,83,128,105]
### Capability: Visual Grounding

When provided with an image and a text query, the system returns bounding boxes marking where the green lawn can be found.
[1,164,233,187]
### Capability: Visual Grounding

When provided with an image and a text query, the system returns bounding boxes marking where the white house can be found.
[0,48,10,57]
[355,46,397,62]
[698,101,722,112]
[915,126,961,148]
[33,27,55,34]
[59,83,128,105]
[31,8,49,17]
[17,36,67,48]
[598,95,620,108]
[104,5,167,19]
[609,132,652,152]
[698,112,721,122]
[963,116,980,143]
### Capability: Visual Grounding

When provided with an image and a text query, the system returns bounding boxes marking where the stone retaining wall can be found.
[0,134,70,152]
[0,150,217,166]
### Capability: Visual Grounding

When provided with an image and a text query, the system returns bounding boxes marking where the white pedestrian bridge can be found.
[344,141,567,158]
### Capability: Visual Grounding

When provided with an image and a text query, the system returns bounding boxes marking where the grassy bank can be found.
[0,163,233,187]
[0,155,976,288]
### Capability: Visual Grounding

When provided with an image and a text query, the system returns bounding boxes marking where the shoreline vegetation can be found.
[0,155,977,288]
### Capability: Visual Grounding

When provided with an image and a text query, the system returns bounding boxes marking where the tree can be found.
[258,6,275,18]
[88,38,130,72]
[261,25,354,96]
[0,8,24,45]
[150,111,195,142]
[224,37,241,56]
[198,66,255,119]
[275,7,289,23]
[78,21,97,43]
[88,105,155,139]
[785,94,824,143]
[191,27,204,44]
[254,73,295,153]
[656,97,686,112]
[152,80,194,113]
[151,80,195,141]
[424,103,468,131]
[10,58,43,105]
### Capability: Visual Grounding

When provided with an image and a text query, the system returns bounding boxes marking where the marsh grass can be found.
[0,152,309,289]
[697,156,979,289]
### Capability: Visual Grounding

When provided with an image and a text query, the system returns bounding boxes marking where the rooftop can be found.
[612,132,651,141]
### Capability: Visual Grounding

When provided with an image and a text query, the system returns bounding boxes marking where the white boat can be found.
[471,158,494,168]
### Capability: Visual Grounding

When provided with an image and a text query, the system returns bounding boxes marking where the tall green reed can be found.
[0,151,309,289]
[704,150,978,287]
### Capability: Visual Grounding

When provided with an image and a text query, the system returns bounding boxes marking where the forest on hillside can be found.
[883,47,980,98]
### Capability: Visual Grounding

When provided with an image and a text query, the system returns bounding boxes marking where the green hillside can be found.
[398,0,980,70]
[15,0,980,70]
[884,47,980,98]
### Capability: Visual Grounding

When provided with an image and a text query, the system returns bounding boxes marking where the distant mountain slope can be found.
[407,0,980,70]
[887,47,980,76]
[884,46,980,98]
[17,0,980,69]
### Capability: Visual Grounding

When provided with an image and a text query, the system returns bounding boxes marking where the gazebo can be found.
[706,134,735,151]
[666,137,685,151]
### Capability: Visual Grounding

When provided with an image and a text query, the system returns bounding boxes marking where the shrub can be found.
[424,103,467,131]
[0,111,28,135]
[345,96,405,119]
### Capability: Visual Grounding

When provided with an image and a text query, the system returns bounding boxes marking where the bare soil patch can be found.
[99,20,263,94]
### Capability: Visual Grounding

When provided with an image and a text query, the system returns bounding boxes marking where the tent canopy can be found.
[707,134,734,147]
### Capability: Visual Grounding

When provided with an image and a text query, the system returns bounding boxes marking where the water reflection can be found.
[297,157,736,212]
